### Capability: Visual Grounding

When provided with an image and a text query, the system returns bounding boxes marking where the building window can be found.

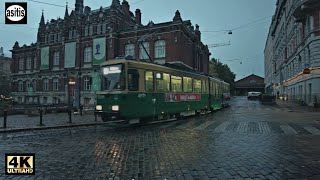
[53,51,59,66]
[19,58,24,71]
[84,76,91,90]
[154,40,166,59]
[125,44,135,58]
[84,97,91,105]
[85,25,89,36]
[102,24,106,33]
[183,77,193,92]
[84,47,92,63]
[145,71,153,92]
[26,57,31,70]
[89,25,93,36]
[69,29,76,39]
[97,24,101,34]
[53,78,59,91]
[139,42,150,60]
[156,73,170,92]
[34,57,37,69]
[18,81,23,91]
[43,79,48,91]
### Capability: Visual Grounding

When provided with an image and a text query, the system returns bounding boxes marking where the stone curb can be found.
[0,122,107,134]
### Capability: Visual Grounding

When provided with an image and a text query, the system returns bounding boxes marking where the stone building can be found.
[0,47,12,96]
[235,74,265,96]
[10,0,210,106]
[264,0,320,105]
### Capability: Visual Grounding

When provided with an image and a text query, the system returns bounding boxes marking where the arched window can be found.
[154,40,166,59]
[125,44,135,58]
[139,42,150,60]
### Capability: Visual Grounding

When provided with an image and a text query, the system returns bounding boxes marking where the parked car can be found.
[247,92,261,100]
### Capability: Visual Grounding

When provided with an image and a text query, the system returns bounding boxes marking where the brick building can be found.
[235,74,265,96]
[0,47,12,96]
[264,0,320,105]
[10,0,210,106]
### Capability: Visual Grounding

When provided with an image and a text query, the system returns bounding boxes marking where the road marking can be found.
[280,124,297,135]
[236,122,249,133]
[214,121,230,133]
[194,120,215,130]
[304,126,320,135]
[258,122,271,134]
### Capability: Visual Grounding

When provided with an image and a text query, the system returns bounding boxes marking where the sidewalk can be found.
[0,112,104,133]
[276,99,320,112]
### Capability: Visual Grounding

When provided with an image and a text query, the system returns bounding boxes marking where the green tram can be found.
[95,59,230,124]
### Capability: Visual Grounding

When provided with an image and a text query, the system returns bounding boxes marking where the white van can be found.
[247,92,261,100]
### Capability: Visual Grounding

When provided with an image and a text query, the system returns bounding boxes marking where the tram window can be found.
[128,69,139,91]
[194,80,202,93]
[203,80,207,93]
[171,76,182,92]
[156,73,170,92]
[183,77,192,92]
[145,71,154,92]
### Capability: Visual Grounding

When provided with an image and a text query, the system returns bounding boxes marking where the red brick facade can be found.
[10,0,210,105]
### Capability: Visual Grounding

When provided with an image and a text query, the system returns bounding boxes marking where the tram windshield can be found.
[102,64,125,91]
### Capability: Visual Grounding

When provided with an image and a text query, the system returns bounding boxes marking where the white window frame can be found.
[154,40,166,59]
[26,57,31,70]
[125,44,135,58]
[43,79,49,91]
[84,76,91,90]
[33,57,37,69]
[84,47,92,63]
[139,42,150,60]
[53,78,59,91]
[53,51,59,66]
[18,81,23,91]
[19,58,24,71]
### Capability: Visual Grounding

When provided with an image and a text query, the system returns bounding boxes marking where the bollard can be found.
[94,112,97,122]
[68,109,72,123]
[39,109,43,126]
[3,110,7,128]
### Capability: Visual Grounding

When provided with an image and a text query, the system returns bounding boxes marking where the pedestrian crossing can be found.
[159,120,320,135]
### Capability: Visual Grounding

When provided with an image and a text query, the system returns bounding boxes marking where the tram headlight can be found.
[96,105,102,111]
[112,105,119,111]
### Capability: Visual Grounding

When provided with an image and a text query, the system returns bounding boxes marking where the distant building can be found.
[0,47,12,96]
[264,0,320,105]
[10,0,210,106]
[235,74,265,96]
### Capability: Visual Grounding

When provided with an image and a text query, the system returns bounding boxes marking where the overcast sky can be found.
[0,0,276,80]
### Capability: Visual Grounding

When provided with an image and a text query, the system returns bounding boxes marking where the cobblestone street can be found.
[1,97,320,179]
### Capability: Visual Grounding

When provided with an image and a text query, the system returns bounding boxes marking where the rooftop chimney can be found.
[122,0,130,16]
[0,47,4,56]
[135,9,141,24]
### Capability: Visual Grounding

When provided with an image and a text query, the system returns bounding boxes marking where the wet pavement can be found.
[0,96,320,179]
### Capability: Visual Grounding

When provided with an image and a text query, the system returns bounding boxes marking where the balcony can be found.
[293,0,320,19]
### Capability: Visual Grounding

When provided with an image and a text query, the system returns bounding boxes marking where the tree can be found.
[209,58,236,94]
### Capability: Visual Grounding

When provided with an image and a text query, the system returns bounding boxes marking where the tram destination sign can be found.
[165,93,201,102]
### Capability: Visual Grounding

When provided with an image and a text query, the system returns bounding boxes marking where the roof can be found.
[235,74,265,88]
